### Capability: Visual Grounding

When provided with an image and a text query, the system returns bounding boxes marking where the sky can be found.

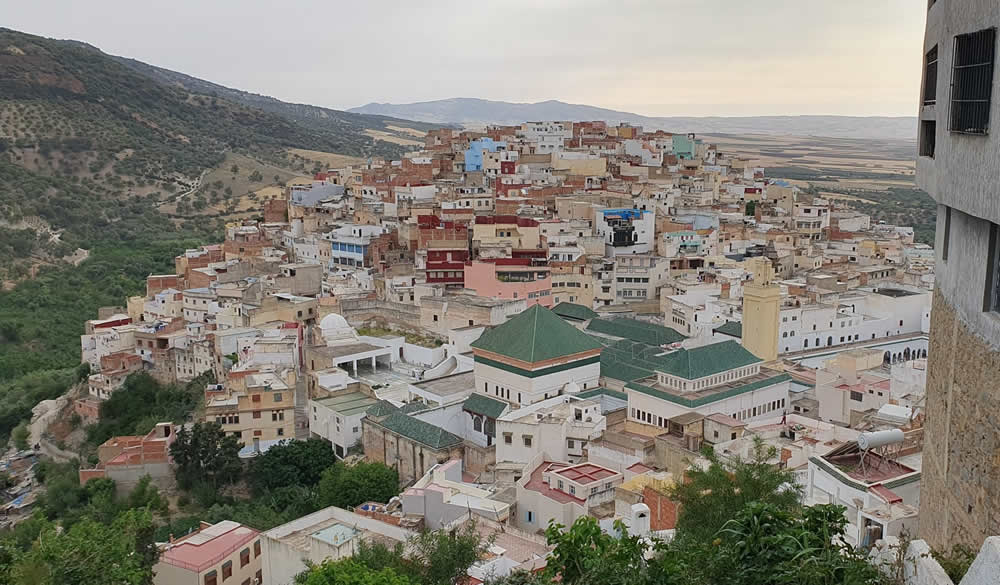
[4,0,927,117]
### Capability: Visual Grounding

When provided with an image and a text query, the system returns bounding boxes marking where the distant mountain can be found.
[349,98,917,141]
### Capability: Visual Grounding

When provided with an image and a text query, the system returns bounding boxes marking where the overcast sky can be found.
[6,0,926,117]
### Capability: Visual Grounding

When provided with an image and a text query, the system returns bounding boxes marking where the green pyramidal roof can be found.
[471,304,603,363]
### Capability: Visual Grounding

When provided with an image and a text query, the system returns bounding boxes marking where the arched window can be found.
[473,416,483,433]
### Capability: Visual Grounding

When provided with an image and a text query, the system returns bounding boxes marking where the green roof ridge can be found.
[470,304,603,363]
[462,393,508,419]
[378,412,463,450]
[626,373,792,408]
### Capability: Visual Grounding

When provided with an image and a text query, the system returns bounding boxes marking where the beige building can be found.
[154,521,261,585]
[205,367,296,445]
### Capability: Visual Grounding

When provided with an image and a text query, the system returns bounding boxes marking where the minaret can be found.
[742,257,780,362]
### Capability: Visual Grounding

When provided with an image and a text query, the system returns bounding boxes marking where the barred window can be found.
[950,28,996,134]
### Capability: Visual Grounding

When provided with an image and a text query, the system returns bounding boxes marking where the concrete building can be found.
[815,349,892,425]
[916,0,1000,548]
[154,521,262,585]
[362,401,465,485]
[261,506,412,585]
[401,459,510,530]
[595,209,655,257]
[79,422,175,491]
[310,390,378,458]
[470,305,604,407]
[205,367,296,445]
[463,260,553,308]
[515,457,623,532]
[495,393,607,473]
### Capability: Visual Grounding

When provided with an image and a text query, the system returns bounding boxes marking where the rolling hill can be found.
[349,98,917,141]
[0,28,434,280]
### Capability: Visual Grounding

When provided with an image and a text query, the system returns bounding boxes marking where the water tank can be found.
[857,428,904,450]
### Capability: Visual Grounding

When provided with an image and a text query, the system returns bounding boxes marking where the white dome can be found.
[564,380,581,394]
[319,313,349,331]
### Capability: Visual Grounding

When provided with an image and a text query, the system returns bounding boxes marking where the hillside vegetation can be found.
[0,28,432,280]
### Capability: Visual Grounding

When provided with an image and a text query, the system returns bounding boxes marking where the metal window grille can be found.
[950,28,996,134]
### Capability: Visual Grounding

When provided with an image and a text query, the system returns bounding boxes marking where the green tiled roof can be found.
[586,318,686,346]
[366,400,400,417]
[627,373,792,408]
[577,387,628,401]
[470,304,603,363]
[650,340,761,380]
[552,302,599,322]
[377,412,463,450]
[400,402,430,414]
[463,393,508,419]
[713,321,743,339]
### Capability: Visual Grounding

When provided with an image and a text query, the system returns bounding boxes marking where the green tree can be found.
[11,508,158,585]
[248,438,335,495]
[295,558,411,585]
[316,461,399,509]
[170,421,241,489]
[353,521,489,585]
[11,420,29,450]
[543,516,647,585]
[669,437,801,544]
[745,200,757,216]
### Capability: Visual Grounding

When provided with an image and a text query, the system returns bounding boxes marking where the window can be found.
[254,541,261,557]
[222,561,233,580]
[256,571,262,584]
[433,314,438,322]
[523,435,532,447]
[252,411,261,419]
[526,510,534,523]
[850,391,864,402]
[950,28,996,134]
[503,433,512,445]
[986,222,1000,312]
[240,548,250,568]
[920,120,936,157]
[205,571,218,585]
[273,393,282,402]
[924,45,938,105]
[942,207,952,261]
[569,485,576,495]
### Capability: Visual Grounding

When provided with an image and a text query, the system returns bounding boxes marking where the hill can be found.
[0,28,434,280]
[349,98,917,141]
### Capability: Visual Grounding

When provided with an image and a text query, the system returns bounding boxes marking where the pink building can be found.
[464,260,552,307]
[154,521,262,585]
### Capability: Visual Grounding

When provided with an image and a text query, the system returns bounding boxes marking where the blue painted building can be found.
[464,138,506,172]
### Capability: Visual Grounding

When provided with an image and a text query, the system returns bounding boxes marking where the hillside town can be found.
[2,119,940,583]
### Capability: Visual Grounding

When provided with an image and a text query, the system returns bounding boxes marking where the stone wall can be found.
[920,289,1000,550]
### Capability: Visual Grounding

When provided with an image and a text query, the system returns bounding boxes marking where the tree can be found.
[745,200,757,216]
[11,508,158,585]
[316,461,399,509]
[669,437,801,544]
[543,516,647,585]
[170,422,241,489]
[353,521,489,585]
[248,438,335,495]
[11,420,29,450]
[230,164,239,174]
[295,559,411,585]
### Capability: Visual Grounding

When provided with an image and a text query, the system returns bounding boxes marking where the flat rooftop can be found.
[554,463,618,485]
[313,343,387,359]
[315,392,379,417]
[523,462,583,504]
[413,371,475,397]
